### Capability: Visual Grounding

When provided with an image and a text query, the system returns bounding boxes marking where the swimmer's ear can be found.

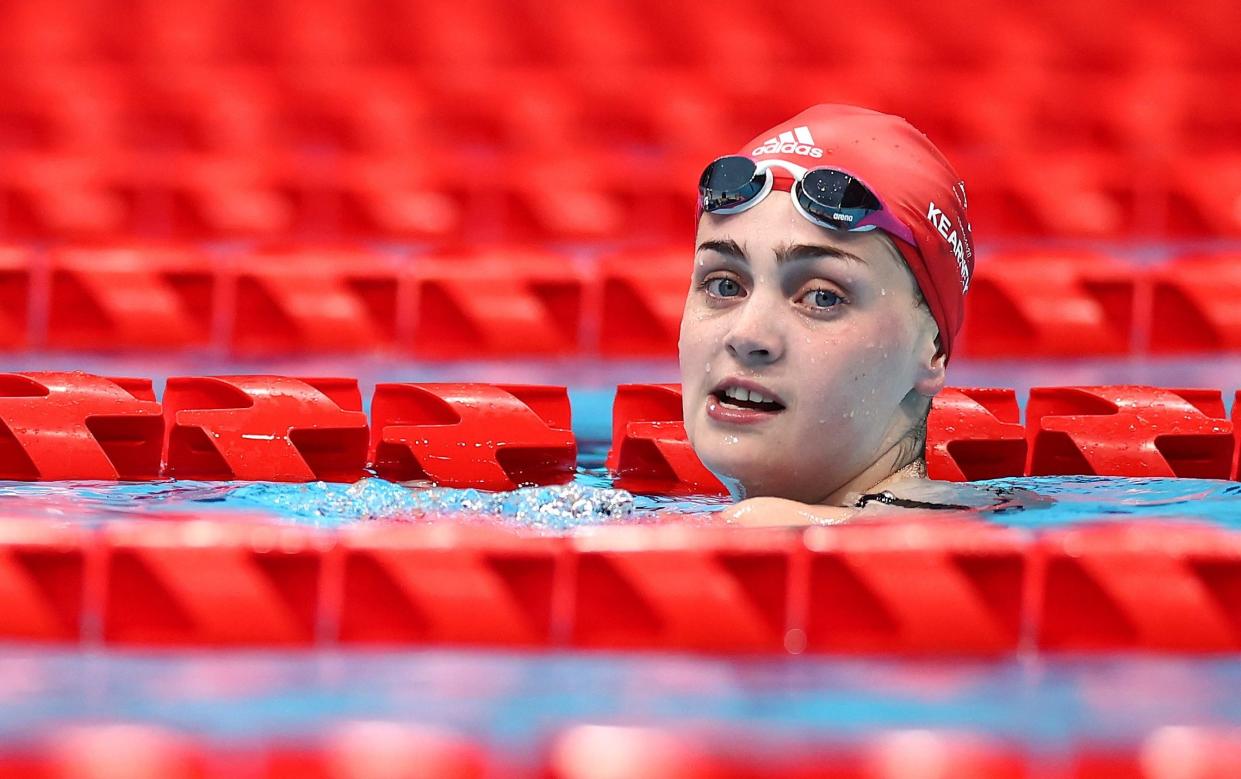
[912,328,947,399]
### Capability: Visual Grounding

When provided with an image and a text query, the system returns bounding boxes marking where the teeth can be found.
[722,386,772,404]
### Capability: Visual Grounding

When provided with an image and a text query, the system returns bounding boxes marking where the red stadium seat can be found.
[1162,151,1241,237]
[957,249,1138,357]
[962,150,1142,239]
[596,247,689,357]
[0,4,1235,240]
[227,246,405,355]
[121,66,276,154]
[0,152,126,240]
[1146,252,1241,353]
[0,247,30,350]
[46,245,215,351]
[109,152,291,240]
[409,248,585,358]
[0,65,122,153]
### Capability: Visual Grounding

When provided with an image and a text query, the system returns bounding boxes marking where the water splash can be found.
[232,479,636,531]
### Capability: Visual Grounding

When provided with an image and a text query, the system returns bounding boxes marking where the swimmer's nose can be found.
[723,307,783,366]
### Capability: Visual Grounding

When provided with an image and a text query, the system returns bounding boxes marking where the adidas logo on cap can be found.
[752,126,824,159]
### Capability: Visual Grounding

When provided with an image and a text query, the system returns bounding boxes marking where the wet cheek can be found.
[678,315,724,393]
[787,340,884,432]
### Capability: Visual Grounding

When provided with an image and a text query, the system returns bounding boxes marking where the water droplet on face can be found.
[724,435,739,445]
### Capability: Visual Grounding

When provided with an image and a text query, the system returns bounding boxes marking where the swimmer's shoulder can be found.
[856,478,1052,515]
[718,479,1051,528]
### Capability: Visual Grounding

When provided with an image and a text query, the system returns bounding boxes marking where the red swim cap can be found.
[713,104,974,360]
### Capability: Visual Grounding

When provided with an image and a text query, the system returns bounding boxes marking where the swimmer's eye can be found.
[703,276,745,299]
[797,288,845,311]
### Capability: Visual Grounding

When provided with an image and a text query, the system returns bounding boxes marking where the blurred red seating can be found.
[0,153,126,240]
[1025,386,1233,478]
[963,151,1140,240]
[111,152,291,240]
[279,154,467,241]
[102,521,325,646]
[102,0,251,64]
[0,0,98,64]
[566,68,738,153]
[0,247,30,350]
[1162,152,1241,238]
[1174,74,1241,152]
[0,66,122,153]
[596,247,688,357]
[0,372,163,480]
[957,249,1138,357]
[228,246,404,356]
[640,2,787,71]
[380,0,534,67]
[1036,523,1241,651]
[258,0,378,66]
[338,524,565,646]
[410,69,562,152]
[536,5,664,70]
[274,67,428,154]
[47,246,215,351]
[121,66,275,154]
[499,153,634,242]
[163,375,368,481]
[1146,252,1241,353]
[369,382,576,489]
[410,249,584,358]
[0,4,1240,247]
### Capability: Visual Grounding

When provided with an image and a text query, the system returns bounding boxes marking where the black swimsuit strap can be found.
[853,490,972,511]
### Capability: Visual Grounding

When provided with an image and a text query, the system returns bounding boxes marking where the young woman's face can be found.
[679,191,942,504]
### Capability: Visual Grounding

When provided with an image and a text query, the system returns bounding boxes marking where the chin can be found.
[697,447,790,499]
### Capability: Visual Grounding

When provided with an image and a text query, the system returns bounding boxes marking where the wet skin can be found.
[678,193,946,523]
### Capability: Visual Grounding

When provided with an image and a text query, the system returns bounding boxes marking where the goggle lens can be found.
[699,156,889,234]
[698,156,766,212]
[796,168,884,229]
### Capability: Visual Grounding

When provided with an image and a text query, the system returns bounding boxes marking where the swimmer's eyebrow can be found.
[695,239,746,260]
[695,239,866,267]
[773,243,867,267]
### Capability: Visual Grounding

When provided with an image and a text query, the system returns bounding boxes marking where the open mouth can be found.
[710,385,786,413]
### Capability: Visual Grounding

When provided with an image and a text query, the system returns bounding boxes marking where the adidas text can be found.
[752,141,824,158]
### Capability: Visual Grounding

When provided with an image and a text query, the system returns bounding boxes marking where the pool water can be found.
[2,648,1240,758]
[2,458,1241,532]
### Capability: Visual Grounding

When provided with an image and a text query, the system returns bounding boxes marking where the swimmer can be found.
[679,104,1037,525]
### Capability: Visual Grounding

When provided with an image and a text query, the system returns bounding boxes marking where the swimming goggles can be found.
[698,155,914,245]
